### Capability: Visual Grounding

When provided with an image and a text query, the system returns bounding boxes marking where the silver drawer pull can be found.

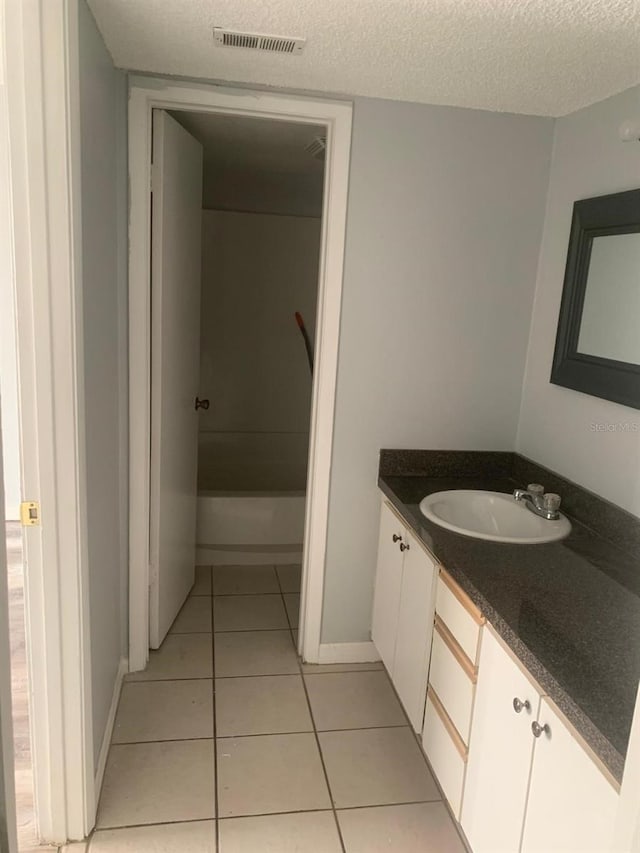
[532,720,550,738]
[513,697,531,714]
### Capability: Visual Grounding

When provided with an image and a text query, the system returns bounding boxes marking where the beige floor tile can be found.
[170,596,212,633]
[213,565,279,595]
[214,594,288,632]
[219,811,342,852]
[215,675,312,736]
[192,566,212,596]
[126,634,213,681]
[215,630,299,677]
[112,680,213,743]
[305,670,406,731]
[90,821,215,852]
[283,593,300,629]
[318,727,440,809]
[301,661,384,674]
[338,802,466,852]
[276,564,301,593]
[97,740,215,828]
[217,733,331,817]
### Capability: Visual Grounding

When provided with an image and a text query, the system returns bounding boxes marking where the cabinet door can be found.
[461,629,540,853]
[393,534,437,731]
[371,501,405,674]
[520,698,618,853]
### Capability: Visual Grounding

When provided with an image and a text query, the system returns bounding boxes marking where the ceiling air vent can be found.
[305,136,327,161]
[213,27,306,54]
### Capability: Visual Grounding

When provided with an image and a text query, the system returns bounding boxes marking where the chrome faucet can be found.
[513,484,562,521]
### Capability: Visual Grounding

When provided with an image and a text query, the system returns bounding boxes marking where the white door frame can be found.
[128,77,352,671]
[3,0,95,842]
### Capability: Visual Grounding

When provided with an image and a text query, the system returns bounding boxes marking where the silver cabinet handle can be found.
[513,697,531,714]
[532,720,550,738]
[399,542,410,552]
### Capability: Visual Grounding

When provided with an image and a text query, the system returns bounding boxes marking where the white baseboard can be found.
[94,657,127,797]
[317,642,381,664]
[196,546,303,566]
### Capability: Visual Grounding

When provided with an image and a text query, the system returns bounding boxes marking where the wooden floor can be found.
[6,521,55,853]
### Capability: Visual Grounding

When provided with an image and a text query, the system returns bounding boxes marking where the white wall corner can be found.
[317,642,381,664]
[93,657,127,802]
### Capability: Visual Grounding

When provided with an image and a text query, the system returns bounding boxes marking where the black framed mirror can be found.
[550,188,640,410]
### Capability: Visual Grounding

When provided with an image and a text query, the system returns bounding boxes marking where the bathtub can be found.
[196,432,307,565]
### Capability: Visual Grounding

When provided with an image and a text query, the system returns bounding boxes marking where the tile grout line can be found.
[97,797,444,834]
[274,567,348,853]
[110,721,412,748]
[210,572,220,853]
[298,663,348,852]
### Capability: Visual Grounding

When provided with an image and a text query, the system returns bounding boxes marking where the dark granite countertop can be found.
[378,452,640,785]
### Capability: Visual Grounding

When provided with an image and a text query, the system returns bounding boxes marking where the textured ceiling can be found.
[171,111,325,215]
[88,0,640,116]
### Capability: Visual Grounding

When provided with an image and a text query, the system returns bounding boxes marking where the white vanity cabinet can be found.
[520,698,619,853]
[371,500,437,731]
[461,627,619,853]
[461,627,541,852]
[371,493,620,853]
[421,570,484,818]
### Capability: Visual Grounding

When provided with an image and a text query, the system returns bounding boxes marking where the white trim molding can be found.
[3,0,94,842]
[318,643,382,665]
[128,76,352,671]
[94,658,127,801]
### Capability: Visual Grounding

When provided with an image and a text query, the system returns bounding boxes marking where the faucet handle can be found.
[543,493,561,512]
[527,483,545,496]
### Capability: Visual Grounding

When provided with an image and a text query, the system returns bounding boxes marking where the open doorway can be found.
[128,80,353,672]
[174,109,325,637]
[1,68,40,853]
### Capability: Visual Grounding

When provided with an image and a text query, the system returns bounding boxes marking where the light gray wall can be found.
[78,0,128,764]
[517,85,640,519]
[198,210,320,490]
[322,96,554,643]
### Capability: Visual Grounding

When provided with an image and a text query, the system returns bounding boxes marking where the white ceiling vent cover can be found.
[213,28,305,54]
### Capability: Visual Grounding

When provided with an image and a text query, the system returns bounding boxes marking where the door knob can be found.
[531,720,550,738]
[195,397,210,410]
[392,534,403,543]
[513,697,531,714]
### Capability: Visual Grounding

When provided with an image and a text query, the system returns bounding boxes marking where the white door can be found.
[371,501,405,673]
[0,416,17,852]
[392,534,436,731]
[461,628,540,853]
[149,110,203,648]
[521,698,618,853]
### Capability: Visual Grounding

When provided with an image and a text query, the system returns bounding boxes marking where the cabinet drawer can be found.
[436,571,483,664]
[428,619,476,744]
[422,688,467,819]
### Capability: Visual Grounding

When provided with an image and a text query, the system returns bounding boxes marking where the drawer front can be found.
[436,572,483,664]
[428,622,475,744]
[422,689,467,818]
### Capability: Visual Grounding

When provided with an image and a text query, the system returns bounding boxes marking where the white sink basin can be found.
[419,490,571,544]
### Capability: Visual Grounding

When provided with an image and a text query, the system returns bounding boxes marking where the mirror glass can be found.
[577,233,640,365]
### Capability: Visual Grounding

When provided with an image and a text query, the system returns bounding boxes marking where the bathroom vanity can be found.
[371,450,640,853]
